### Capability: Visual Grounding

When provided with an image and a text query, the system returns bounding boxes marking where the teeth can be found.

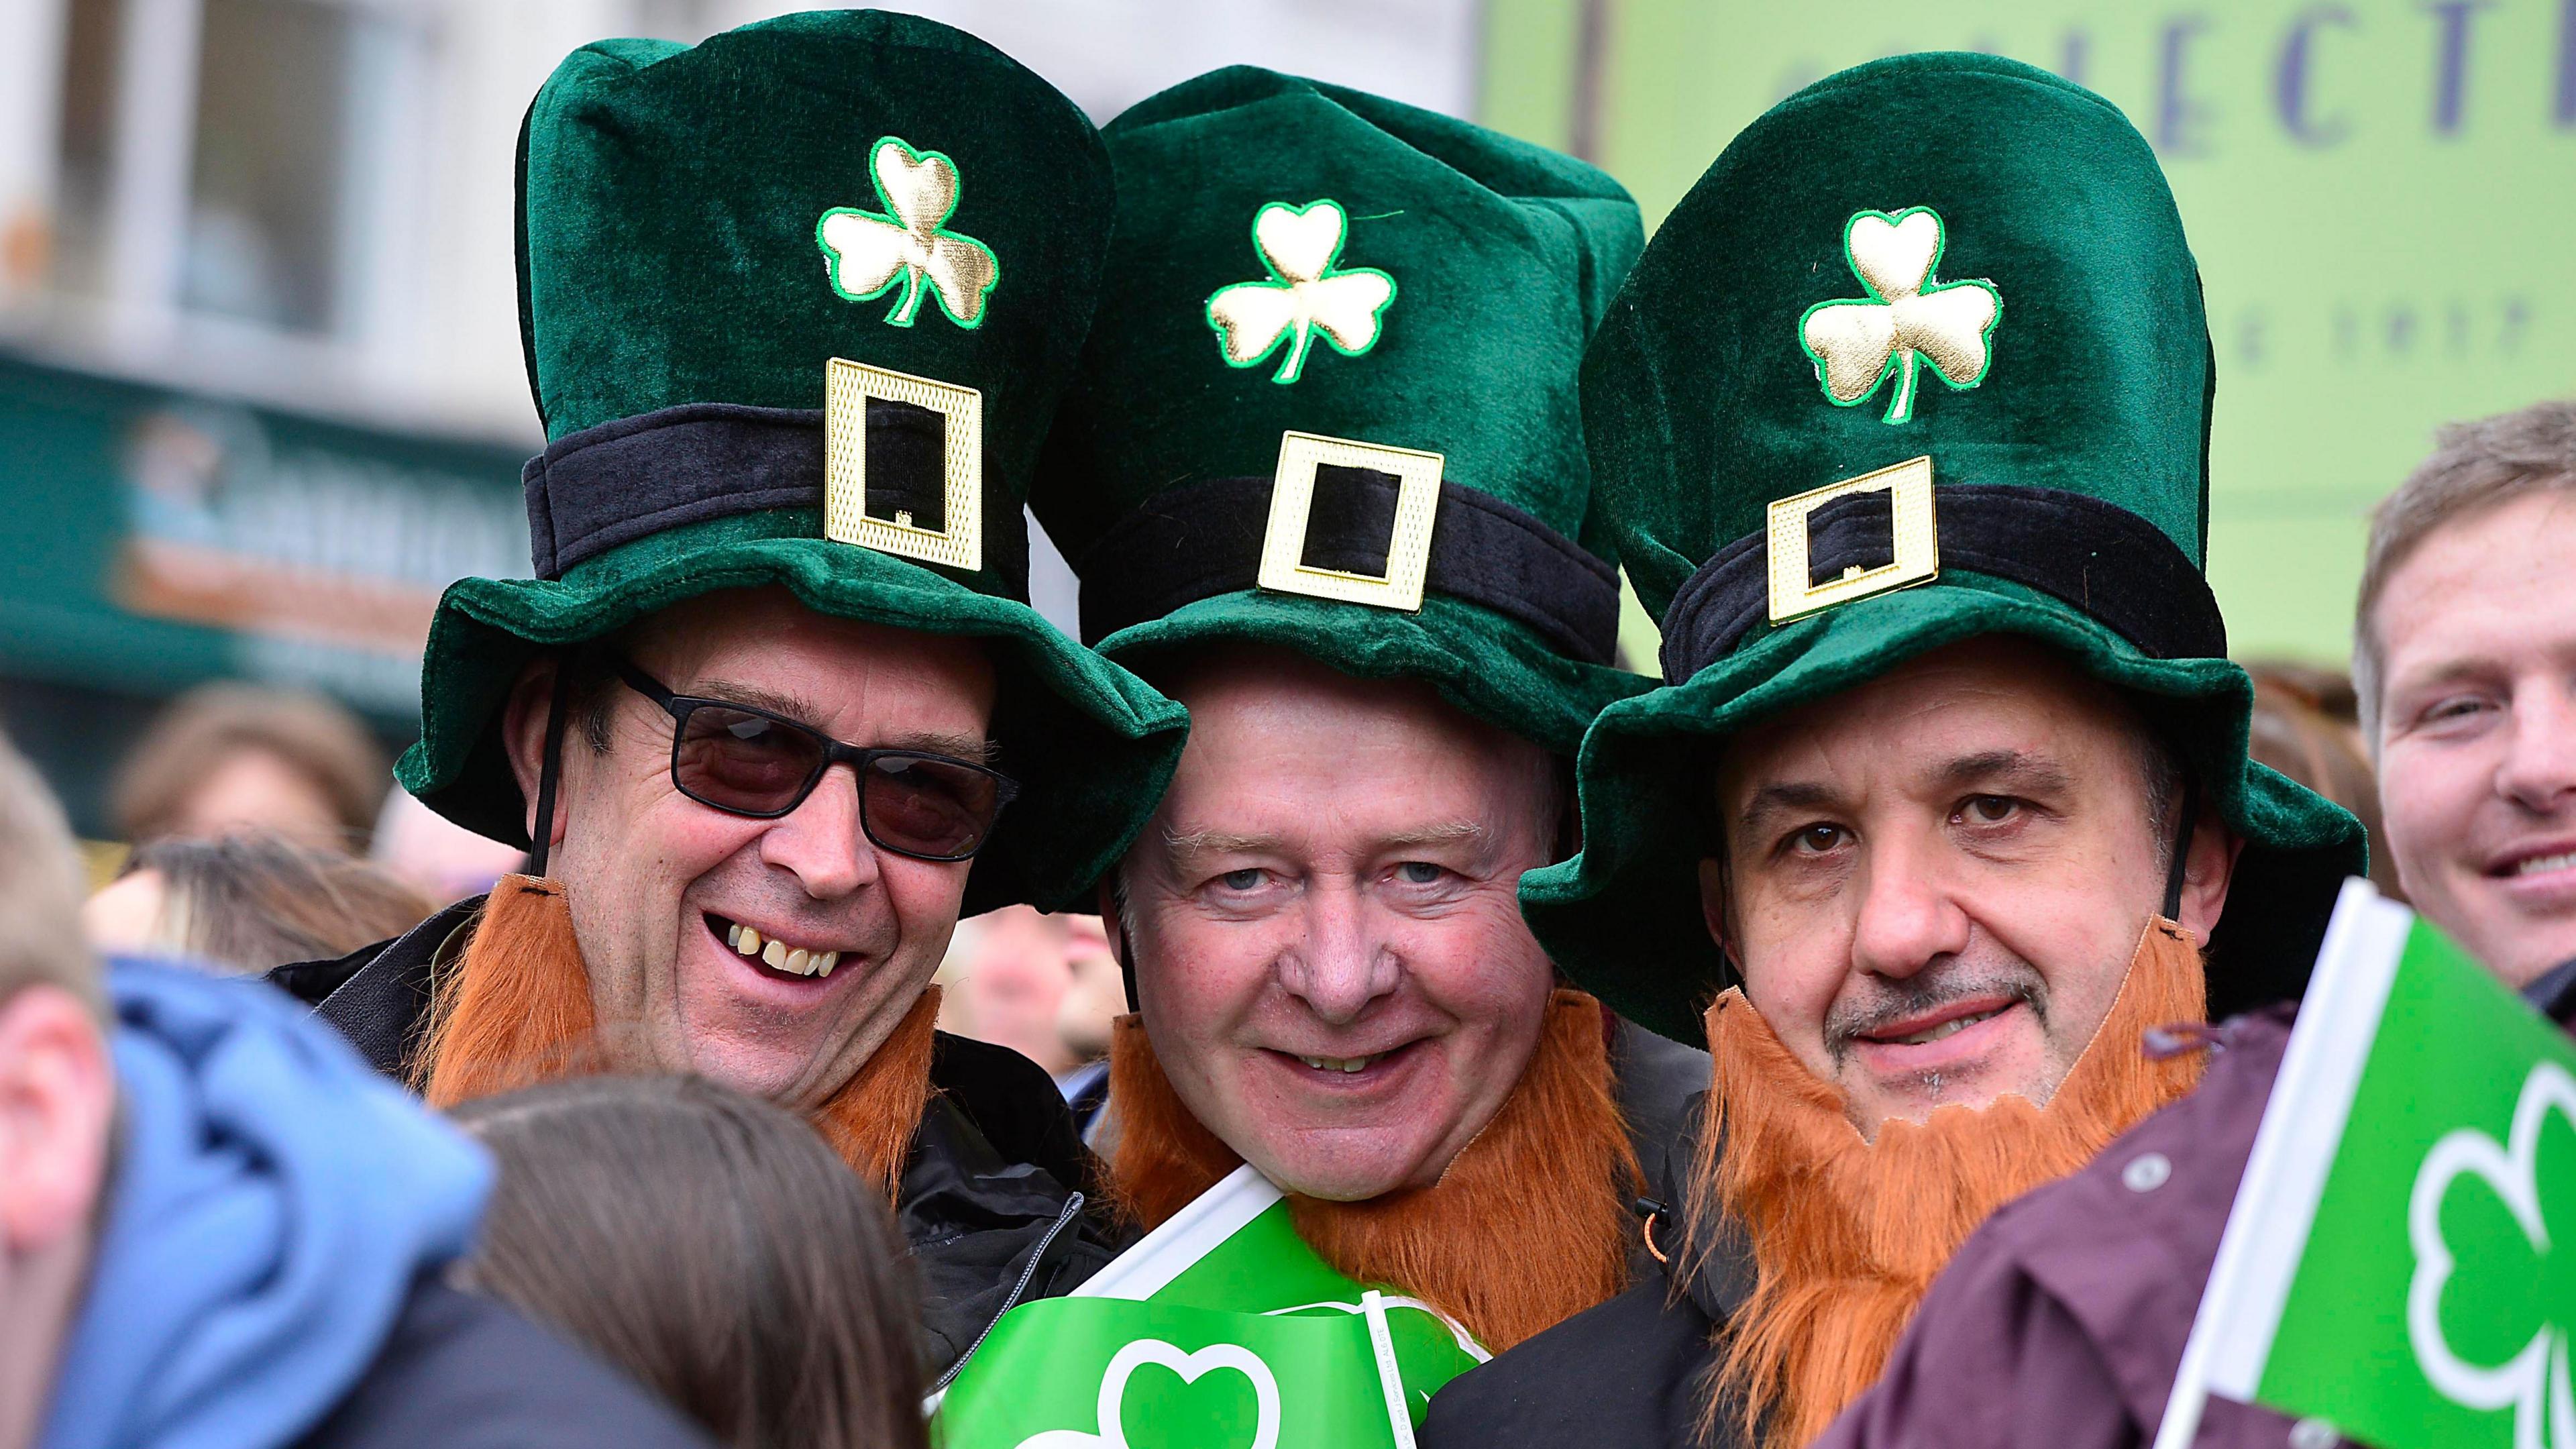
[2518,851,2576,876]
[1888,1008,2003,1046]
[1298,1054,1379,1074]
[724,920,839,977]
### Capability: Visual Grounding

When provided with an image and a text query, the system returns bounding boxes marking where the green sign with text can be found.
[1481,0,2576,664]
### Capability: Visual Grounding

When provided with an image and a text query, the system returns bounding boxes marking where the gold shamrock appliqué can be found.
[1799,207,2000,425]
[1205,199,1397,385]
[816,136,1000,329]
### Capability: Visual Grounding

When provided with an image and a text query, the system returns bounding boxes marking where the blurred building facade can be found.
[0,0,1479,835]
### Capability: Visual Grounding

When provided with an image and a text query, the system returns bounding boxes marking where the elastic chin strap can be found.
[525,663,574,879]
[2160,773,2202,923]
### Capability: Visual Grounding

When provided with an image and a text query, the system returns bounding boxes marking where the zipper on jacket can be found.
[929,1189,1086,1395]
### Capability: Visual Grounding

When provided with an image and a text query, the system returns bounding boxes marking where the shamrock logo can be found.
[815,136,1000,329]
[1014,1340,1282,1449]
[1799,207,2001,425]
[1205,200,1397,385]
[2408,1061,2576,1449]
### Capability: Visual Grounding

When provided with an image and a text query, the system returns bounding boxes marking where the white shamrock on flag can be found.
[1205,200,1397,385]
[1799,207,2000,425]
[816,136,1000,329]
[1014,1339,1283,1449]
[2408,1060,2576,1449]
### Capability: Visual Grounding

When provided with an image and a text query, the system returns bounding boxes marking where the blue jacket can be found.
[40,961,706,1449]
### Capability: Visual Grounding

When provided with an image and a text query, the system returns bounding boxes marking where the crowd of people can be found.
[5,15,2574,1449]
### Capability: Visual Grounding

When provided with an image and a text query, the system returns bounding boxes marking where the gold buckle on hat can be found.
[1256,430,1443,613]
[1766,455,1939,625]
[822,357,983,572]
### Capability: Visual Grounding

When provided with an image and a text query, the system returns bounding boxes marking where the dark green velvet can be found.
[401,11,1188,915]
[1523,54,2365,1042]
[1032,67,1649,754]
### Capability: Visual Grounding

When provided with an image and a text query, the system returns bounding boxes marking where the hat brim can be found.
[1093,588,1649,759]
[1521,573,2365,1043]
[397,511,1188,916]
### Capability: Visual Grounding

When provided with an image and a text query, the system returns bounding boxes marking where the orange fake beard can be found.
[413,874,936,1196]
[1105,988,1640,1352]
[1694,918,2209,1448]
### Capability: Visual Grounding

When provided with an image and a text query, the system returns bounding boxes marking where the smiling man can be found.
[1028,69,1702,1358]
[2361,401,2576,989]
[267,13,1186,1374]
[1420,54,2363,1449]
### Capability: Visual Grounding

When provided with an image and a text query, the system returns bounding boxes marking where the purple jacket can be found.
[1809,1005,2307,1449]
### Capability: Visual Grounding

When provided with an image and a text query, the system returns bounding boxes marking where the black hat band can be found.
[1658,482,2224,682]
[523,401,1029,600]
[1073,471,1622,665]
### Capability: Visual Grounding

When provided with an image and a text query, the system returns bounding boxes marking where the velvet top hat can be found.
[1522,53,2365,1043]
[396,10,1187,915]
[1030,68,1649,756]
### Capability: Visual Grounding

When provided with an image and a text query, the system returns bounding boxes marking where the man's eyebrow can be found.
[1929,749,2075,796]
[689,678,995,762]
[692,676,826,722]
[1379,820,1487,850]
[879,730,1000,765]
[1162,828,1285,857]
[1736,780,1841,833]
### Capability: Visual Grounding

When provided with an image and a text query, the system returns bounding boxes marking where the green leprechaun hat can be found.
[1522,53,2365,1043]
[1030,68,1648,757]
[396,10,1187,915]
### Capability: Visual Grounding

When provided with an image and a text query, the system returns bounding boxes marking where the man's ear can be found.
[2176,811,2247,948]
[1696,856,1733,958]
[501,657,564,849]
[0,985,115,1254]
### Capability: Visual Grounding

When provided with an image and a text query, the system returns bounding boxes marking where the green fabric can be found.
[402,10,1187,914]
[1527,54,2365,1042]
[1032,68,1650,755]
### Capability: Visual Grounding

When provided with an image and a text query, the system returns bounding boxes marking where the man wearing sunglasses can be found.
[1028,72,1707,1361]
[267,15,1186,1377]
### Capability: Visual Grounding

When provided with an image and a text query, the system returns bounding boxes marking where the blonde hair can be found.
[0,731,101,1017]
[2355,400,2576,743]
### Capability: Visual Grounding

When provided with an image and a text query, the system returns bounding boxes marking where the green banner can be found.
[934,1167,1487,1449]
[1481,0,2576,665]
[2162,879,2576,1448]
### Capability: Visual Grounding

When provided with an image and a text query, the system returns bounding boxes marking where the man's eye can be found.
[1395,861,1445,885]
[1218,869,1265,892]
[1961,795,2020,824]
[1790,824,1845,854]
[2424,696,2491,723]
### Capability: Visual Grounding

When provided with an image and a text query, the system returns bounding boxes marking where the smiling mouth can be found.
[1275,1041,1420,1079]
[2505,850,2576,878]
[704,913,843,979]
[1867,1004,2010,1046]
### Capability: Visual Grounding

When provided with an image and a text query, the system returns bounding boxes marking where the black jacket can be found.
[268,896,1131,1383]
[1420,1074,1754,1449]
[298,1279,711,1448]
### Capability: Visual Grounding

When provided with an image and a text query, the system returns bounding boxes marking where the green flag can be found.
[933,1167,1488,1449]
[2159,879,2576,1449]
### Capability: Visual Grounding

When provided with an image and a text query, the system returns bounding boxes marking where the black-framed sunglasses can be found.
[612,657,1019,863]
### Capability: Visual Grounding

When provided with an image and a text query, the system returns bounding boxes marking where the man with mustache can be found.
[268,12,1187,1374]
[1789,400,2576,1449]
[1421,53,2362,1447]
[1028,68,1707,1357]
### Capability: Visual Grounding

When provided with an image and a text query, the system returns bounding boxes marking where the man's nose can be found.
[2497,685,2576,816]
[757,762,883,898]
[1847,833,1971,981]
[1275,883,1401,1026]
